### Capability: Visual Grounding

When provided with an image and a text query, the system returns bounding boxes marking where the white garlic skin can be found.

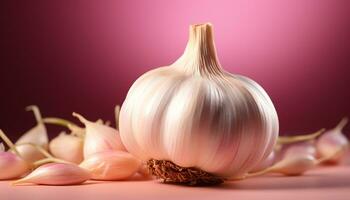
[119,24,279,178]
[80,151,141,180]
[270,154,317,176]
[317,131,348,163]
[316,118,349,164]
[15,105,49,163]
[283,141,317,158]
[14,163,91,185]
[0,152,29,180]
[49,132,84,164]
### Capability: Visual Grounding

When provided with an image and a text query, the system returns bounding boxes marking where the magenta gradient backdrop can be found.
[1,0,350,140]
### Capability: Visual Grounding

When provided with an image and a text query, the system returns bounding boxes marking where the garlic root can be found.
[147,159,224,185]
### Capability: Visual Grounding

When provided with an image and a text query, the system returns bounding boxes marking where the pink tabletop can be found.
[1,158,350,200]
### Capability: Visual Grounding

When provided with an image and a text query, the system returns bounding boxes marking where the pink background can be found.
[1,0,349,140]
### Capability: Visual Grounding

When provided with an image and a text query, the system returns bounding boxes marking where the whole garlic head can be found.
[119,23,279,180]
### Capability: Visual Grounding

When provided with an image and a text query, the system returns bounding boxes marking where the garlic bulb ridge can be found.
[119,23,279,182]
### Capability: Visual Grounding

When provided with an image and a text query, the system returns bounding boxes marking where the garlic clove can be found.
[15,105,49,163]
[268,154,317,176]
[0,143,4,152]
[13,163,91,185]
[49,132,84,164]
[316,117,349,164]
[79,151,141,180]
[283,141,317,158]
[0,152,29,180]
[250,151,276,173]
[72,112,126,158]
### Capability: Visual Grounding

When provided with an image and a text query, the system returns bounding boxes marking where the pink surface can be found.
[1,158,350,200]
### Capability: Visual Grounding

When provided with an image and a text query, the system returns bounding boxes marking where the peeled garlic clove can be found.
[0,152,29,180]
[0,143,4,152]
[72,113,126,158]
[316,118,349,164]
[80,151,141,180]
[15,106,49,163]
[49,132,84,164]
[268,154,317,176]
[250,151,276,173]
[13,163,91,185]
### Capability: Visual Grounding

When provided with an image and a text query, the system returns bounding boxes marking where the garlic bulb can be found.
[15,106,48,163]
[49,132,84,164]
[80,151,141,180]
[119,23,279,184]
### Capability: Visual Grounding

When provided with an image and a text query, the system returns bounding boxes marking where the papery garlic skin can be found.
[119,23,279,178]
[49,132,84,164]
[317,118,349,164]
[269,154,316,176]
[15,106,48,163]
[14,163,91,185]
[283,141,317,158]
[0,152,29,179]
[73,113,126,159]
[80,151,141,180]
[317,132,348,163]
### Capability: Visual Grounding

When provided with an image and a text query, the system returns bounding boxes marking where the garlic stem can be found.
[115,105,120,130]
[33,158,73,168]
[43,117,84,137]
[14,142,73,168]
[43,117,78,128]
[15,143,54,159]
[173,23,223,75]
[0,129,22,157]
[334,117,348,132]
[67,124,85,137]
[72,112,89,124]
[277,128,325,144]
[26,105,43,123]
